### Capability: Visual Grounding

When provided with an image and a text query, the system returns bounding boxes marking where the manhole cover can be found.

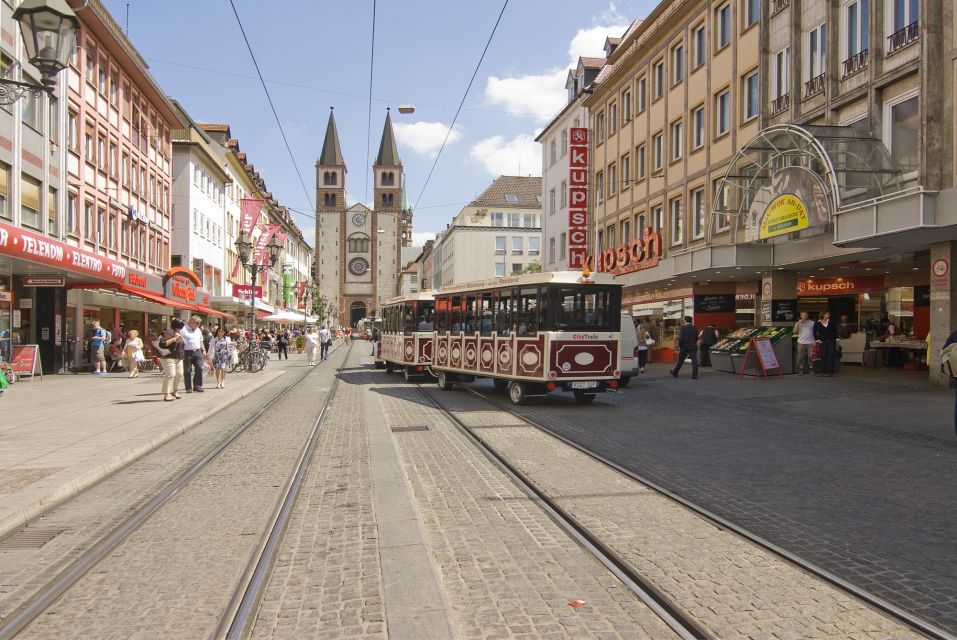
[0,527,66,550]
[390,425,430,432]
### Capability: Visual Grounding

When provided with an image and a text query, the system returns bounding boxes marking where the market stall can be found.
[710,326,794,375]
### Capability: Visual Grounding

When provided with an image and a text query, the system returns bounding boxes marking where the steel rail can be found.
[459,385,957,640]
[417,382,712,640]
[0,341,349,640]
[218,344,349,639]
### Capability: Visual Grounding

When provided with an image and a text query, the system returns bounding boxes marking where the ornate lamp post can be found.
[1,0,79,105]
[297,281,315,331]
[235,231,283,338]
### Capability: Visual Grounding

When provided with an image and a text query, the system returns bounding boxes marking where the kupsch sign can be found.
[567,127,589,269]
[590,227,664,275]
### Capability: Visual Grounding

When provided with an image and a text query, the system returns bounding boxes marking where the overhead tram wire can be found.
[227,0,313,211]
[412,0,510,212]
[364,0,377,204]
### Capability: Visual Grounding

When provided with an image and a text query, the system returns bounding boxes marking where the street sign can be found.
[22,276,65,287]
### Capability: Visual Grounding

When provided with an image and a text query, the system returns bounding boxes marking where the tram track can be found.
[0,342,350,640]
[429,379,955,640]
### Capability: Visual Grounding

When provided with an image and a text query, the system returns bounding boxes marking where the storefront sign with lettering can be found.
[760,194,809,239]
[796,276,885,296]
[587,228,663,275]
[567,127,589,269]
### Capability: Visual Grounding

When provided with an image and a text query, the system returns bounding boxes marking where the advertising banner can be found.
[240,199,263,235]
[253,224,281,265]
[233,284,262,300]
[759,194,810,239]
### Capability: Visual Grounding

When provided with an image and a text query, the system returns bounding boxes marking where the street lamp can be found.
[235,230,283,338]
[1,0,79,105]
[296,280,315,330]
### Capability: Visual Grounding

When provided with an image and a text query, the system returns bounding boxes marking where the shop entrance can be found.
[828,296,857,326]
[35,287,64,374]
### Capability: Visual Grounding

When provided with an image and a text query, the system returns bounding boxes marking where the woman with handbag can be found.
[122,329,145,378]
[636,317,654,373]
[206,326,232,389]
[156,318,185,401]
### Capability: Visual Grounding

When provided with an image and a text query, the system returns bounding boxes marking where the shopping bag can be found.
[810,343,821,361]
[0,368,9,390]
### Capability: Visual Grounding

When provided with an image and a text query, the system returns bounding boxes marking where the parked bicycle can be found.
[229,341,268,373]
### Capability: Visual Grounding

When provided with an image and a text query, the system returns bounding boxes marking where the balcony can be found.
[771,0,790,14]
[804,73,825,98]
[842,49,868,78]
[887,21,919,54]
[770,93,790,116]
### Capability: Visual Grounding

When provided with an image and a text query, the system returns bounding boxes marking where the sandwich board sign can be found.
[739,337,781,380]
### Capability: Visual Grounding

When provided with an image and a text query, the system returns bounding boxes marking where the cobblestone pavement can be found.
[370,367,681,640]
[12,346,349,639]
[422,383,925,640]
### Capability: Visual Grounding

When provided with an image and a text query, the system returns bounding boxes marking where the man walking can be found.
[671,316,699,379]
[794,311,816,375]
[304,327,319,366]
[945,329,957,438]
[318,325,332,361]
[89,321,108,375]
[179,315,206,393]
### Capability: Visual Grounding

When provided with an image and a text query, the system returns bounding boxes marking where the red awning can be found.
[256,309,271,319]
[69,283,195,310]
[193,304,234,319]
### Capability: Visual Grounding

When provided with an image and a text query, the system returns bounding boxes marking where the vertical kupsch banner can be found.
[567,127,589,269]
[240,199,263,235]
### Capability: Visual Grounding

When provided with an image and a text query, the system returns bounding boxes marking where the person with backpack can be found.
[698,322,719,367]
[276,329,290,360]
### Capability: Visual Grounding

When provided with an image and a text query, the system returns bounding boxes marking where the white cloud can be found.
[567,23,629,61]
[394,121,462,157]
[469,134,541,177]
[410,231,437,246]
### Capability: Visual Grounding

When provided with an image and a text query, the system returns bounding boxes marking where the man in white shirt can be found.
[304,328,320,366]
[794,311,816,375]
[318,326,332,361]
[180,315,206,392]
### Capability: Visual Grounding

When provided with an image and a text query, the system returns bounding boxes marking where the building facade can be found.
[314,109,410,327]
[581,0,954,382]
[434,176,542,286]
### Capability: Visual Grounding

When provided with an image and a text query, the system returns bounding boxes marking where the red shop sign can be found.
[233,284,262,299]
[796,276,885,296]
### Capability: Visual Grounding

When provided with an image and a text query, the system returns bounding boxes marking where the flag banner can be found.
[240,199,263,235]
[253,224,281,265]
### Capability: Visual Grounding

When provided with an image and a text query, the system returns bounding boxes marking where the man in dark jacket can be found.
[671,316,699,379]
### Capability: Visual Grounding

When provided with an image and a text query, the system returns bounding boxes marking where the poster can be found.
[771,299,798,322]
[754,337,780,370]
[10,344,39,375]
[12,309,20,328]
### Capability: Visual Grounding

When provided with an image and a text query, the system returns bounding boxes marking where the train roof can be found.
[383,291,437,305]
[437,270,618,294]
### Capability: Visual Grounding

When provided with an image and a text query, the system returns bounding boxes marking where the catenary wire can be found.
[227,0,314,211]
[411,0,510,212]
[364,0,377,205]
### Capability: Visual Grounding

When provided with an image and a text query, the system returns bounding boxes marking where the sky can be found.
[101,0,653,247]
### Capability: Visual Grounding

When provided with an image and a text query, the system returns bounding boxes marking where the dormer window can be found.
[504,194,518,203]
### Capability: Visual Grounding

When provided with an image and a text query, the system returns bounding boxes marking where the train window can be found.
[450,296,463,335]
[479,294,493,336]
[403,302,415,335]
[417,301,434,330]
[436,296,449,333]
[496,290,511,334]
[464,295,477,334]
[551,286,620,331]
[514,288,540,336]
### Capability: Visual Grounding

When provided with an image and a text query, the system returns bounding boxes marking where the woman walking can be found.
[276,329,289,360]
[636,317,654,373]
[207,326,232,388]
[814,310,839,377]
[158,318,185,401]
[122,329,145,378]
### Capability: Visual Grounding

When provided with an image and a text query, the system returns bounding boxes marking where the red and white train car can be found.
[431,271,622,405]
[377,292,436,379]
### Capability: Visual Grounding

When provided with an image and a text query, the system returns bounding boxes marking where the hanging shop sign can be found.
[22,276,65,287]
[233,284,262,300]
[567,127,589,269]
[759,194,810,239]
[796,276,885,296]
[589,228,663,275]
[240,198,263,235]
[163,267,202,305]
[128,205,149,225]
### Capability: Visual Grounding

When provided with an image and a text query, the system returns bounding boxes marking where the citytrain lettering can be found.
[71,252,102,272]
[128,273,147,288]
[572,333,599,340]
[21,236,64,262]
[171,280,197,302]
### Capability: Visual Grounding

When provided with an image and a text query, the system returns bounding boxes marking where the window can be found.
[549,188,556,215]
[692,188,705,238]
[109,142,117,177]
[559,232,567,258]
[85,130,94,163]
[716,3,732,49]
[514,288,540,335]
[671,120,683,161]
[110,69,118,104]
[636,213,646,235]
[512,236,523,253]
[607,225,616,248]
[609,163,617,196]
[887,0,918,49]
[21,78,41,131]
[504,193,519,203]
[885,93,918,174]
[549,237,556,263]
[511,263,523,275]
[622,90,631,123]
[621,219,631,244]
[744,72,760,120]
[653,60,664,98]
[652,205,664,231]
[693,24,706,68]
[17,174,40,229]
[622,154,631,188]
[48,96,58,144]
[67,111,78,150]
[745,0,760,27]
[652,133,663,170]
[109,213,117,249]
[596,111,606,143]
[495,236,505,252]
[596,170,604,202]
[672,44,684,84]
[524,213,536,228]
[529,237,540,254]
[550,139,557,165]
[495,263,506,277]
[97,135,106,170]
[609,102,618,135]
[98,57,107,94]
[560,180,567,207]
[97,206,105,246]
[714,179,731,230]
[845,0,869,58]
[508,212,521,226]
[637,76,647,112]
[806,24,827,81]
[85,43,96,80]
[347,235,371,253]
[692,106,705,149]
[0,54,12,113]
[670,198,683,245]
[715,90,731,136]
[67,193,78,236]
[491,211,504,226]
[637,144,646,179]
[772,48,790,99]
[553,287,617,332]
[561,128,568,155]
[48,188,58,236]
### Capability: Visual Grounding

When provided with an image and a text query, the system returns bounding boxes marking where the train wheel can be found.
[437,371,453,391]
[508,381,527,406]
[619,376,631,387]
[573,390,596,404]
[385,362,394,373]
[404,367,412,382]
[493,378,508,392]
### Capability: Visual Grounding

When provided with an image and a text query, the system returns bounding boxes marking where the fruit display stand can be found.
[709,327,794,374]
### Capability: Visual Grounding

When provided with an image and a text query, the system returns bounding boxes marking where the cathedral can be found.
[314,109,413,327]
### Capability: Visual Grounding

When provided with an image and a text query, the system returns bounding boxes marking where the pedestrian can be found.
[89,320,108,375]
[698,322,719,367]
[304,327,320,365]
[207,326,232,389]
[158,318,185,401]
[794,311,816,375]
[837,314,855,340]
[944,329,957,438]
[180,315,206,393]
[636,317,653,373]
[319,325,332,361]
[814,310,839,377]
[276,329,289,360]
[122,329,145,378]
[371,326,381,356]
[671,316,699,379]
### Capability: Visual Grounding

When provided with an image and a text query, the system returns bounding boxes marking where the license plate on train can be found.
[570,381,598,389]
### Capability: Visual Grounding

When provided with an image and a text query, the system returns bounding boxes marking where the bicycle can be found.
[230,342,268,373]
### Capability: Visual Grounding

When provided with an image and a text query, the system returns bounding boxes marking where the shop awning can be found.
[255,308,271,319]
[192,303,234,319]
[69,283,195,310]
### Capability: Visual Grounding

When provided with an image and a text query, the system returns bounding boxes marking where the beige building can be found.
[435,176,542,286]
[585,0,955,382]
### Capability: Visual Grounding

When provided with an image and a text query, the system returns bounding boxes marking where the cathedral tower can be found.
[314,108,346,325]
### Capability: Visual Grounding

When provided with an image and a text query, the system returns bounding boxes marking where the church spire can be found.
[375,108,401,167]
[319,107,344,166]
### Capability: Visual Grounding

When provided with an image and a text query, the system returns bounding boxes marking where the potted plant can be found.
[295,334,305,353]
